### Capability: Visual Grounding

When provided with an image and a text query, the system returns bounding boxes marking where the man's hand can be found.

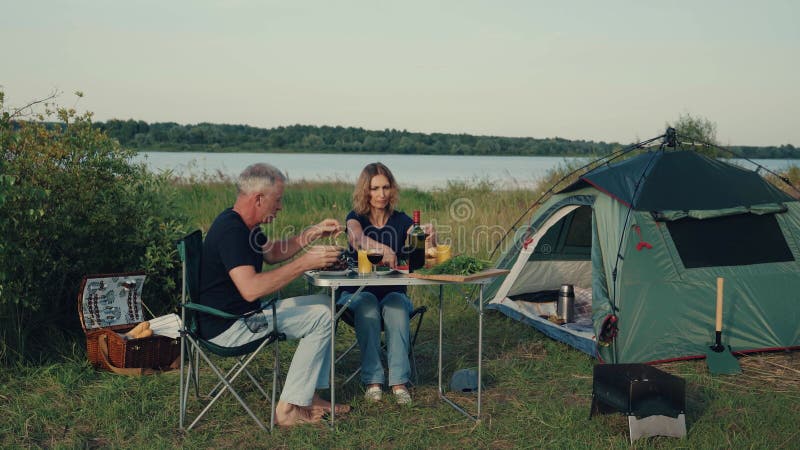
[301,245,343,270]
[231,244,343,301]
[303,219,343,244]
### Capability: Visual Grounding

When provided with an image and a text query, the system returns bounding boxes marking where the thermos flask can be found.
[557,284,575,323]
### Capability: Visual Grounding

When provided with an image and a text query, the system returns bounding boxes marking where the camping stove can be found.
[590,363,686,443]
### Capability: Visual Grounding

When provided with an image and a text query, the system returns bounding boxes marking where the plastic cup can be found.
[357,249,372,274]
[436,244,452,264]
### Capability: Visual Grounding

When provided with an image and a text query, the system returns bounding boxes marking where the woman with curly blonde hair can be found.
[340,162,433,405]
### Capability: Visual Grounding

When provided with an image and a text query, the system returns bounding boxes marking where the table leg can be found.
[329,284,362,429]
[330,286,336,427]
[438,285,443,397]
[437,283,484,422]
[477,285,483,422]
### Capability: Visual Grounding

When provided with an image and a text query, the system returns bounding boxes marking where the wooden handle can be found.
[715,277,724,332]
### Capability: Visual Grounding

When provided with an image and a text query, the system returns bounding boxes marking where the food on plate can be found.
[322,250,351,271]
[322,258,349,271]
[415,255,490,276]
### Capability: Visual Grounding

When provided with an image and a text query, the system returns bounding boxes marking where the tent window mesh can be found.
[531,206,592,261]
[666,213,794,268]
[564,206,592,248]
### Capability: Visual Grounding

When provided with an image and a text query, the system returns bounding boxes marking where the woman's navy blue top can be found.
[343,209,413,299]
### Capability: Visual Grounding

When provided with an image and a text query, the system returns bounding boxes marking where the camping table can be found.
[304,269,507,426]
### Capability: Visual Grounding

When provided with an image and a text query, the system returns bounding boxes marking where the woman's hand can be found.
[423,223,437,246]
[382,246,398,268]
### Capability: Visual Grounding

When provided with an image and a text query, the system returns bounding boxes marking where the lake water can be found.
[134,151,798,190]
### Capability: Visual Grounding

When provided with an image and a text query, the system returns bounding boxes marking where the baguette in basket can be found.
[124,321,152,339]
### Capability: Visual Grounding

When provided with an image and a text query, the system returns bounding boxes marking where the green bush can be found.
[0,91,186,364]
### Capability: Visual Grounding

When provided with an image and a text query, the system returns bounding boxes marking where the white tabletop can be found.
[304,270,496,288]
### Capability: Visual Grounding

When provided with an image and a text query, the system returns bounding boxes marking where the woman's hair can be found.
[237,163,286,195]
[352,162,399,216]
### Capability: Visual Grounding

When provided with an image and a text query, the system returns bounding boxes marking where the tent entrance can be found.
[488,204,597,356]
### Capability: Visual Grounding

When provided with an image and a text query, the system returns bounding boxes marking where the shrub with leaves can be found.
[0,91,186,363]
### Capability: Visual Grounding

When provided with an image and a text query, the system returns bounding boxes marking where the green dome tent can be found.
[485,149,800,363]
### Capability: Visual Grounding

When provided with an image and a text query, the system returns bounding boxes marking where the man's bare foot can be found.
[274,400,324,427]
[312,393,352,415]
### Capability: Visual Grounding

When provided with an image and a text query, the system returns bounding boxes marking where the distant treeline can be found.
[93,119,800,159]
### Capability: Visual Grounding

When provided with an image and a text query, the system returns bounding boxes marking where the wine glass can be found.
[366,248,383,272]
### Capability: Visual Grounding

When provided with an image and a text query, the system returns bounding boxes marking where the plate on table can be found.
[374,268,399,276]
[314,269,353,277]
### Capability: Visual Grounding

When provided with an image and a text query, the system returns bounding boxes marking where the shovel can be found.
[705,277,741,375]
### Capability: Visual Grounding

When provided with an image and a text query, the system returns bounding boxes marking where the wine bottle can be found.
[408,210,426,272]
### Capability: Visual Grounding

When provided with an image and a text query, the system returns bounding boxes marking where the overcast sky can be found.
[2,0,798,146]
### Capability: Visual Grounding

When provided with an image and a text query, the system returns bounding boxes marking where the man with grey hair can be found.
[199,163,349,426]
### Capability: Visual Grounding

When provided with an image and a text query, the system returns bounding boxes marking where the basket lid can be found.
[78,272,146,331]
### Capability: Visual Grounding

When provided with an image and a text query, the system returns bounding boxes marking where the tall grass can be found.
[174,176,536,261]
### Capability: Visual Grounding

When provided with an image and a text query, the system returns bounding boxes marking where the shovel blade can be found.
[705,346,742,375]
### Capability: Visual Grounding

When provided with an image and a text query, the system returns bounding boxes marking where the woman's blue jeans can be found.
[338,290,413,387]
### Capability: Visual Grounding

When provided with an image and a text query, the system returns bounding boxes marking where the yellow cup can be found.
[357,249,371,274]
[436,244,452,264]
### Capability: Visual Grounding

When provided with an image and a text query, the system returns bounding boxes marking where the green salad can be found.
[416,255,490,276]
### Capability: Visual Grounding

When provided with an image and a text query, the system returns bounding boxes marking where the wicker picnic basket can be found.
[78,272,180,375]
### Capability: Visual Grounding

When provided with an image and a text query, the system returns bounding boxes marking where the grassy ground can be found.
[2,179,799,449]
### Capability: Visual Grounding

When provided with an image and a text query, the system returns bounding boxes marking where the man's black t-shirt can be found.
[342,210,413,299]
[198,208,265,339]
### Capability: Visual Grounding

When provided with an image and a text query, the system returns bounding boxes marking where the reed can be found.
[173,177,538,262]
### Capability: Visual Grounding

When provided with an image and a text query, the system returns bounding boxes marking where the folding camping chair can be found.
[334,303,428,386]
[177,230,285,432]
